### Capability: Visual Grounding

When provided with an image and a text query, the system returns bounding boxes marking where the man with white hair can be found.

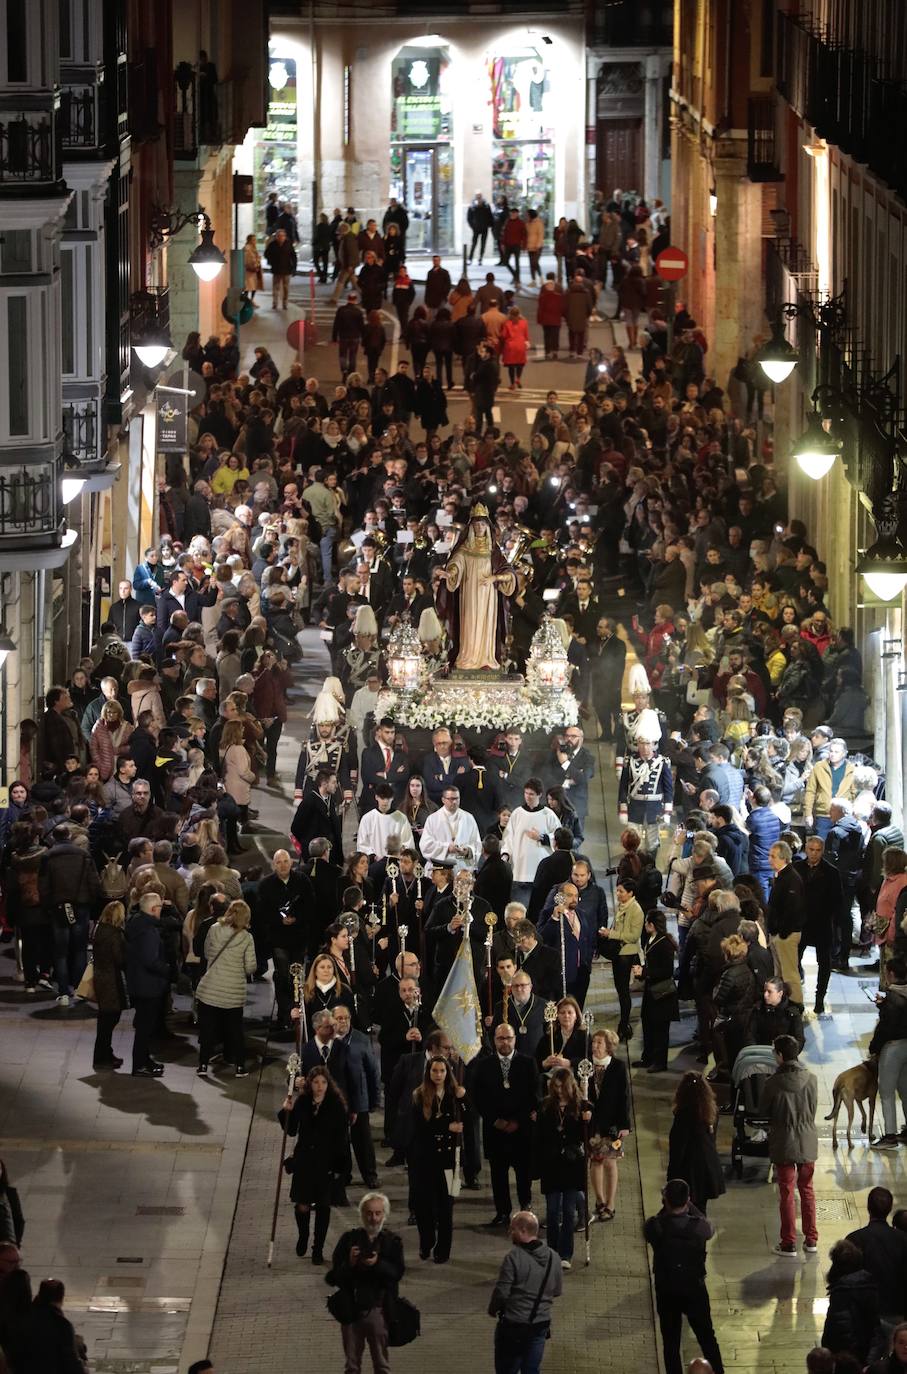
[327,1193,405,1374]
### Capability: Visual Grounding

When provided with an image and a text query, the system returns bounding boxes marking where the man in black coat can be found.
[825,798,866,970]
[489,729,535,811]
[332,1003,381,1189]
[290,769,344,864]
[844,1185,907,1328]
[125,892,170,1076]
[154,570,216,646]
[767,841,806,1009]
[794,836,844,1017]
[526,827,575,924]
[475,836,513,918]
[300,841,343,952]
[108,579,141,642]
[300,1010,353,1103]
[377,973,433,1152]
[644,1178,724,1374]
[331,294,365,378]
[424,874,491,987]
[472,1023,539,1225]
[457,750,503,837]
[711,805,750,877]
[258,849,315,1033]
[513,919,562,1001]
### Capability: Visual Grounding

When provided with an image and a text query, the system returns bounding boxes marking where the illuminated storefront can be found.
[253,58,299,239]
[389,46,454,254]
[489,49,555,222]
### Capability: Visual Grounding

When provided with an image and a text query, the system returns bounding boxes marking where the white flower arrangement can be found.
[377,683,579,733]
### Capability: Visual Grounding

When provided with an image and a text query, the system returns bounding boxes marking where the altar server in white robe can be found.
[356,782,415,858]
[501,778,560,898]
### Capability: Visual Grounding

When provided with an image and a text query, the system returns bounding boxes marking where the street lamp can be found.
[791,410,841,480]
[857,503,907,601]
[187,222,227,282]
[755,319,799,384]
[61,476,87,504]
[148,204,226,280]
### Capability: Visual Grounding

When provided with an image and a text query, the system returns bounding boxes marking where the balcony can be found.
[0,463,60,541]
[777,12,907,200]
[747,96,784,183]
[0,96,63,190]
[60,67,106,155]
[173,68,234,158]
[62,400,100,467]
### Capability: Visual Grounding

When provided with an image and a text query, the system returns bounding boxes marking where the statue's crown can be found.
[471,503,490,518]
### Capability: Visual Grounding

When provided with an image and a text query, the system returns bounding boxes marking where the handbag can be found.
[75,959,96,1002]
[648,977,676,1000]
[385,1294,421,1347]
[600,936,623,961]
[326,1289,357,1325]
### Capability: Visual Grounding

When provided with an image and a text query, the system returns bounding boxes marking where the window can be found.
[61,249,75,374]
[7,297,28,434]
[0,230,31,273]
[6,0,27,82]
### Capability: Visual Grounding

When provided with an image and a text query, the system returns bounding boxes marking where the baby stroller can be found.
[730,1044,776,1179]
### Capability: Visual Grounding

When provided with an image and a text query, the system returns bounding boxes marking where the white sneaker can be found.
[561,1259,572,1271]
[56,995,70,1007]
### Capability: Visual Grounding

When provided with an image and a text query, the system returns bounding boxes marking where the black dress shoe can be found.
[132,1065,162,1078]
[631,1059,650,1069]
[364,1176,381,1189]
[407,1212,417,1226]
[463,1178,481,1191]
[385,1153,406,1167]
[482,1215,508,1228]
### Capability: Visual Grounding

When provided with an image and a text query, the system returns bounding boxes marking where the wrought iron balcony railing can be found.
[62,401,100,467]
[747,95,784,182]
[0,465,60,541]
[0,98,62,187]
[60,69,105,153]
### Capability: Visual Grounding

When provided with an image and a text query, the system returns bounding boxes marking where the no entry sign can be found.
[655,247,689,281]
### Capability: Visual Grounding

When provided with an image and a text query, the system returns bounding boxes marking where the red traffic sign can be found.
[286,318,318,350]
[655,247,689,282]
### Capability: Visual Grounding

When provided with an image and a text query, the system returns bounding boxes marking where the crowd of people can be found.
[0,202,903,1374]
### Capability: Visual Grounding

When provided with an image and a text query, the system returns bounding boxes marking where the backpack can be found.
[637,858,663,912]
[100,858,128,900]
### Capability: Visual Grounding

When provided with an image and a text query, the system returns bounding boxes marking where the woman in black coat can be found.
[534,1068,590,1267]
[414,364,448,434]
[587,1027,630,1221]
[279,1065,351,1264]
[744,976,805,1051]
[822,1239,880,1364]
[408,1056,465,1263]
[667,1071,726,1214]
[711,932,758,1078]
[632,910,678,1073]
[428,307,455,390]
[92,901,128,1069]
[536,996,587,1076]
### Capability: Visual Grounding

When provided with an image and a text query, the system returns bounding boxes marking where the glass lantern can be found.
[527,618,571,697]
[387,620,425,696]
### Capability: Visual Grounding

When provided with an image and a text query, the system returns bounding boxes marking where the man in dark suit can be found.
[331,1004,381,1189]
[300,1009,353,1099]
[290,769,344,863]
[424,872,491,988]
[360,718,410,809]
[844,1185,907,1328]
[421,727,470,805]
[489,729,535,811]
[559,575,600,645]
[513,918,562,1001]
[526,827,575,924]
[259,849,315,1033]
[589,618,627,742]
[492,968,546,1055]
[472,1023,539,1225]
[540,726,595,827]
[475,836,513,918]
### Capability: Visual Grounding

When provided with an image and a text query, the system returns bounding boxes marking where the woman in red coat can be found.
[500,306,530,389]
[536,275,564,359]
[251,649,292,785]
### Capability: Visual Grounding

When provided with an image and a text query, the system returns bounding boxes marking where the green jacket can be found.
[610,897,644,957]
[762,1060,818,1164]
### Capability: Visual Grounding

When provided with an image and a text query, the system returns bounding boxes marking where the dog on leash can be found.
[825,1058,878,1148]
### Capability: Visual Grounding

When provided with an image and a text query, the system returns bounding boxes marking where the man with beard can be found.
[326,1193,405,1372]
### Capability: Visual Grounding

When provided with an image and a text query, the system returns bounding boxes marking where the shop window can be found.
[489,51,554,223]
[389,45,453,255]
[254,58,298,241]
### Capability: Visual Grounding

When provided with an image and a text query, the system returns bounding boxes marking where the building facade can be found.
[253,5,586,255]
[671,0,907,818]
